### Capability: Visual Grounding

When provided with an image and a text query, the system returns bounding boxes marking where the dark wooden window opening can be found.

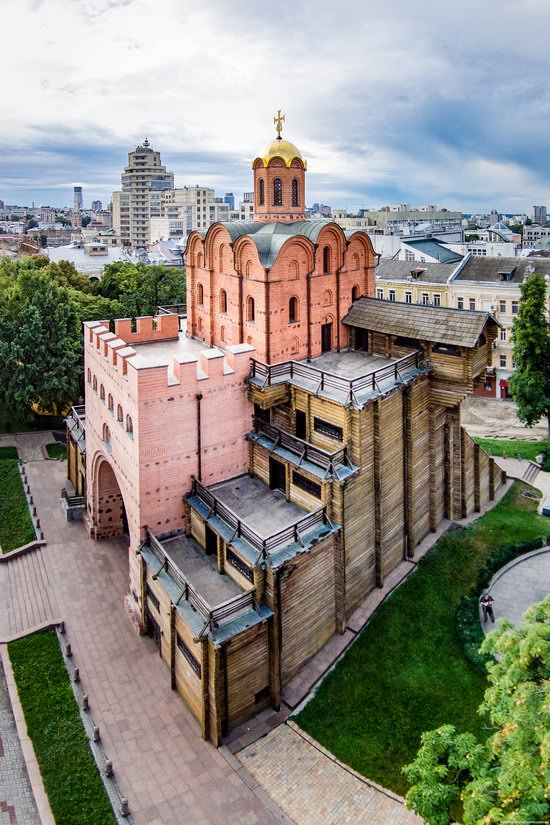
[292,178,299,207]
[273,178,282,206]
[293,471,321,499]
[176,634,201,678]
[146,584,160,612]
[432,343,461,356]
[226,548,254,582]
[314,417,343,441]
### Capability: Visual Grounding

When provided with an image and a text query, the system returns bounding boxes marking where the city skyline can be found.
[2,0,550,212]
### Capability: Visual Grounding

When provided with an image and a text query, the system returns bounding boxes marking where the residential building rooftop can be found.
[453,256,550,283]
[376,259,454,284]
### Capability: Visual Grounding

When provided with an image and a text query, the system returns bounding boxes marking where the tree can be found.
[95,262,185,317]
[81,215,92,227]
[509,272,550,433]
[404,595,550,825]
[0,270,82,416]
[25,218,38,230]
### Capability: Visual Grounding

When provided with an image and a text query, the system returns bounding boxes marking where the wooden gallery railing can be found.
[251,417,348,475]
[190,477,330,559]
[250,350,424,405]
[144,528,256,636]
[67,404,86,437]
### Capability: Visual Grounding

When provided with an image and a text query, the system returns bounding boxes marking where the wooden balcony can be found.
[65,405,86,452]
[189,476,331,560]
[249,350,425,407]
[250,417,350,477]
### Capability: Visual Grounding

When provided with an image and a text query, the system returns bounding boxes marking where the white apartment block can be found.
[112,139,174,249]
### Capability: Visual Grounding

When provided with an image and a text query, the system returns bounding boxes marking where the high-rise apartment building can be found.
[532,205,548,225]
[112,139,174,249]
[91,200,103,212]
[224,192,235,210]
[73,186,83,211]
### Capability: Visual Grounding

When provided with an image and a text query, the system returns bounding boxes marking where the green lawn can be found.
[295,482,548,797]
[0,454,35,552]
[46,442,67,460]
[9,631,116,825]
[472,436,547,462]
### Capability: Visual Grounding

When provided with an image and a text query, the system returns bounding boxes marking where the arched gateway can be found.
[87,453,128,541]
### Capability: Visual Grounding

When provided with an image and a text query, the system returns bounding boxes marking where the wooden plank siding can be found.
[374,391,405,583]
[225,624,270,730]
[406,377,431,552]
[174,612,204,726]
[429,405,446,529]
[278,533,338,683]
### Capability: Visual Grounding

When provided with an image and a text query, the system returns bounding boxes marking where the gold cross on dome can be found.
[274,110,285,139]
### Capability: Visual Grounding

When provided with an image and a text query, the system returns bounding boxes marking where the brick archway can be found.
[87,454,128,541]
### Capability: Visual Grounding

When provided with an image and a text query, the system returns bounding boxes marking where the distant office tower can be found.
[0,199,4,211]
[91,200,102,212]
[489,209,500,224]
[242,192,254,203]
[73,186,83,211]
[112,139,174,249]
[532,205,547,225]
[224,192,235,211]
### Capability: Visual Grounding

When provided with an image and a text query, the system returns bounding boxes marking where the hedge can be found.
[456,534,550,672]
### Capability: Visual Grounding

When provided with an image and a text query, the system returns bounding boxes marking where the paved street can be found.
[239,723,421,825]
[0,658,40,825]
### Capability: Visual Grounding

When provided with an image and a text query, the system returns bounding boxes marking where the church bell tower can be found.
[252,111,307,223]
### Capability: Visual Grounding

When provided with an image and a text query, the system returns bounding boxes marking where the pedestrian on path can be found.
[480,592,495,623]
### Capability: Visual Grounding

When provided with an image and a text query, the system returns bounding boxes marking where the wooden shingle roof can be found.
[342,297,499,348]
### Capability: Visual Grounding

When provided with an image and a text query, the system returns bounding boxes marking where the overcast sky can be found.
[2,0,550,213]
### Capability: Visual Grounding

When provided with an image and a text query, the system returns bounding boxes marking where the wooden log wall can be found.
[277,532,338,683]
[374,391,405,583]
[225,624,270,730]
[174,612,204,727]
[429,405,446,529]
[146,573,172,669]
[406,377,431,551]
[342,406,376,616]
[461,429,476,517]
[272,402,292,432]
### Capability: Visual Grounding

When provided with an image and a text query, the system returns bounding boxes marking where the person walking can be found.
[480,592,495,623]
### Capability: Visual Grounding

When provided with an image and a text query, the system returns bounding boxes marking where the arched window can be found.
[197,252,204,268]
[352,285,360,302]
[292,178,299,207]
[126,415,133,435]
[259,178,265,206]
[289,260,299,279]
[220,325,225,342]
[352,253,360,271]
[323,289,333,306]
[100,384,105,402]
[102,424,111,444]
[289,296,299,323]
[197,283,204,305]
[245,260,252,277]
[246,296,255,322]
[219,244,225,270]
[87,368,91,384]
[322,246,331,274]
[117,404,123,423]
[247,335,253,345]
[197,317,203,333]
[219,289,227,313]
[108,393,114,413]
[273,178,282,206]
[291,336,299,355]
[92,376,97,392]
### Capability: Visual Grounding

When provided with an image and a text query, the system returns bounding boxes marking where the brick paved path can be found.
[0,433,57,463]
[239,724,421,825]
[1,460,282,825]
[0,658,40,825]
[485,548,550,630]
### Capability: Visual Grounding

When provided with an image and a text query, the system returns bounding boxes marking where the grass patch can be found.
[295,482,548,797]
[472,436,547,462]
[46,442,67,460]
[9,631,116,825]
[0,457,35,552]
[0,446,19,460]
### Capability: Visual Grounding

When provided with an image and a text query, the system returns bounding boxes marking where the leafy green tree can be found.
[95,262,185,317]
[509,272,550,434]
[81,215,92,227]
[0,270,81,415]
[404,595,550,825]
[70,291,125,323]
[25,218,38,230]
[510,223,524,235]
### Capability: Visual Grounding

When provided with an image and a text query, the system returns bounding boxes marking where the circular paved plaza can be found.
[484,548,550,630]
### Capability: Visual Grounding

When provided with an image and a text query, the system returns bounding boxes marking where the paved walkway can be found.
[238,724,420,825]
[0,433,58,463]
[0,658,40,825]
[1,459,282,825]
[495,457,550,514]
[485,548,550,630]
